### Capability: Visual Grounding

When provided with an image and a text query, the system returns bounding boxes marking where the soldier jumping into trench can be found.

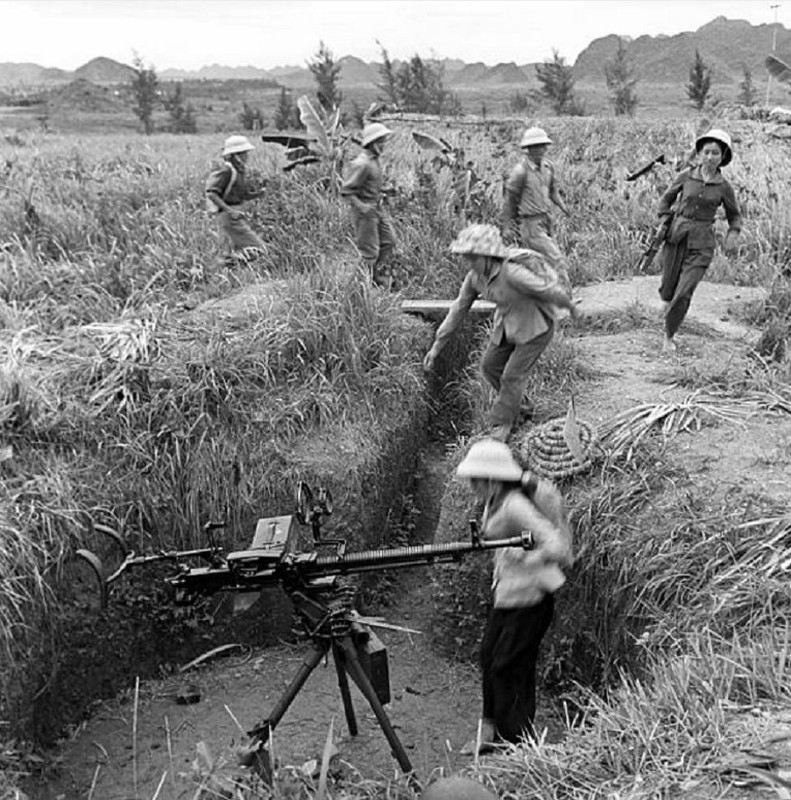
[422,224,579,444]
[205,134,268,266]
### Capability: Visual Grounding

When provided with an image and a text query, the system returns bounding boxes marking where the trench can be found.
[24,316,482,753]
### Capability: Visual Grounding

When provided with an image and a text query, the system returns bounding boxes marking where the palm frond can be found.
[766,54,791,84]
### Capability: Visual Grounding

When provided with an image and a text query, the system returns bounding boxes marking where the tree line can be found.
[128,40,762,135]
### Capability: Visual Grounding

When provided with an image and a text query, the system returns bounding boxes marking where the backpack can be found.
[205,161,238,214]
[519,471,571,539]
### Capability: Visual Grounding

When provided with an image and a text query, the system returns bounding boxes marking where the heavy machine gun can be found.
[75,481,534,783]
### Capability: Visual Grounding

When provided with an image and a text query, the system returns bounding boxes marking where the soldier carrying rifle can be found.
[205,135,268,266]
[654,128,742,354]
[341,122,398,286]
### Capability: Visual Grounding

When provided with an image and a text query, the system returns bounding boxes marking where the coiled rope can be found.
[516,416,596,479]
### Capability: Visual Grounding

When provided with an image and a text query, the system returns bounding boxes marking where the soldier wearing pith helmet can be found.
[423,224,578,443]
[502,126,571,291]
[205,134,268,264]
[456,437,573,754]
[341,122,397,285]
[655,127,741,354]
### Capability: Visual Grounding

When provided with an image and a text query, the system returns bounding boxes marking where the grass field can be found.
[2,104,791,798]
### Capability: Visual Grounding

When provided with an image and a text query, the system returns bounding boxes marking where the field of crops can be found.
[2,113,791,798]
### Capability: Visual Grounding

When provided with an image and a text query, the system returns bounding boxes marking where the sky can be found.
[0,0,786,72]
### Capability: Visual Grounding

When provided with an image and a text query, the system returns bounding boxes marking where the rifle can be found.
[636,212,674,273]
[625,153,666,182]
[75,481,533,782]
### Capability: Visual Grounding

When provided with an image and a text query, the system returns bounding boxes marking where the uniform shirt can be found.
[483,484,573,608]
[658,166,741,229]
[341,150,383,204]
[205,161,253,208]
[504,157,557,218]
[433,250,561,350]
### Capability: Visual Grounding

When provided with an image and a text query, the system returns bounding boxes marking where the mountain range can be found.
[1,17,789,90]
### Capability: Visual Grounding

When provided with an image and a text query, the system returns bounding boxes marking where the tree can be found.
[308,41,342,113]
[376,41,399,107]
[687,49,712,110]
[164,84,197,133]
[130,54,159,134]
[376,44,460,115]
[274,88,299,130]
[738,64,757,106]
[536,50,583,115]
[604,37,638,116]
[239,101,265,130]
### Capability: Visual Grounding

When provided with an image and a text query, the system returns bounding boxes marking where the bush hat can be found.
[361,122,393,147]
[695,128,732,166]
[222,135,255,156]
[520,126,552,148]
[456,439,523,482]
[449,224,510,259]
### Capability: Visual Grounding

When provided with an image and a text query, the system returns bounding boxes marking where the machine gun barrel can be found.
[167,534,531,599]
[308,535,527,575]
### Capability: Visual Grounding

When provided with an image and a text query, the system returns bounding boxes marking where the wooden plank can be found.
[401,299,495,317]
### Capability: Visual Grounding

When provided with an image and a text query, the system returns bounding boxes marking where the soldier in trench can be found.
[455,438,573,752]
[422,224,578,443]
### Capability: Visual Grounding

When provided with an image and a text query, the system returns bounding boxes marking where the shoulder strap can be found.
[222,162,238,201]
[520,471,539,501]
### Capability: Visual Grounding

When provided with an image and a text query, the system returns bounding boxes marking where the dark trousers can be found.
[350,206,396,281]
[480,594,555,744]
[481,323,554,428]
[659,236,711,339]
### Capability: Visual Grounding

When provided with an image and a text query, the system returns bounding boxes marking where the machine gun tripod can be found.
[75,481,534,783]
[243,577,413,782]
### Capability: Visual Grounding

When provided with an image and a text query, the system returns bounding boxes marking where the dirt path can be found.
[33,275,791,800]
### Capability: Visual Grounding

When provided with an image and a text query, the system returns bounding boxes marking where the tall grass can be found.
[2,118,791,797]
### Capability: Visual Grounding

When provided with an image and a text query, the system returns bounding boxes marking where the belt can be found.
[677,214,713,224]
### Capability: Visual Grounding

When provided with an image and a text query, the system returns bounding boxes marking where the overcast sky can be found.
[0,0,785,71]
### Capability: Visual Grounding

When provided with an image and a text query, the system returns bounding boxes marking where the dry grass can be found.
[1,116,791,799]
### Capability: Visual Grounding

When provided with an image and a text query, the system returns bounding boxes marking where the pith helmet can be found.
[695,128,732,166]
[421,776,498,800]
[222,135,255,156]
[449,224,510,259]
[520,126,552,148]
[456,439,523,482]
[361,122,393,147]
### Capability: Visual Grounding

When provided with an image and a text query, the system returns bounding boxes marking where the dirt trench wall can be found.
[19,311,485,746]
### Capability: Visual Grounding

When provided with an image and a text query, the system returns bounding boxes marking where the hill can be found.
[3,16,791,93]
[0,62,71,87]
[0,56,133,88]
[575,16,791,84]
[74,56,135,84]
[160,64,272,81]
[44,78,127,112]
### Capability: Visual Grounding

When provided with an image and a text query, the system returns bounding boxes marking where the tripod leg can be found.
[331,641,358,736]
[338,636,414,776]
[248,640,328,745]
